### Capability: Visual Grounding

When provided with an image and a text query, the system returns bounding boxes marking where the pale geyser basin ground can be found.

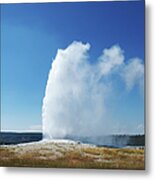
[0,140,144,169]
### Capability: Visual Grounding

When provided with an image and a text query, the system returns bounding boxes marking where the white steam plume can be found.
[42,41,144,139]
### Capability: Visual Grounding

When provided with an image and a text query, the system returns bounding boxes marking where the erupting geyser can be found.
[42,41,144,139]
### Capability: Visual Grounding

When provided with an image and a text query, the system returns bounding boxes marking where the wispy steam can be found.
[42,41,144,139]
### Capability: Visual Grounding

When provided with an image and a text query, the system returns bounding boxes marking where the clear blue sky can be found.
[1,1,144,132]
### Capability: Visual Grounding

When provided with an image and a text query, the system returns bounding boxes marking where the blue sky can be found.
[1,1,144,133]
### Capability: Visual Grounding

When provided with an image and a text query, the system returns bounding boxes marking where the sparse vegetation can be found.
[0,142,144,169]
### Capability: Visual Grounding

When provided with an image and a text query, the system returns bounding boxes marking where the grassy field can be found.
[0,141,144,169]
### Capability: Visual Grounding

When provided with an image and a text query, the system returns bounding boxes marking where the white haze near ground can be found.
[42,41,144,139]
[1,0,155,179]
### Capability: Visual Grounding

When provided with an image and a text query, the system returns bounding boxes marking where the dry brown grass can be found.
[0,143,145,169]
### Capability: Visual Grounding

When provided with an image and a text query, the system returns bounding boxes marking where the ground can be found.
[0,140,144,169]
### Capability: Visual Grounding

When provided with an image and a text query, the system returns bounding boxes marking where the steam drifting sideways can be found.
[42,41,144,139]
